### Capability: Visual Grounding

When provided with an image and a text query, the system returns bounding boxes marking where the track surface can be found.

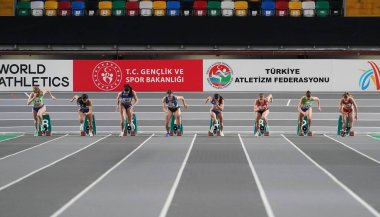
[0,92,379,134]
[1,92,380,217]
[1,134,380,217]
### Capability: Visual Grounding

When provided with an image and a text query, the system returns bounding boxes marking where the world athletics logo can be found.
[359,61,380,91]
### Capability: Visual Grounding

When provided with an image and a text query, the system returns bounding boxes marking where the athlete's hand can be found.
[318,107,322,112]
[355,115,358,120]
[51,96,57,100]
[303,112,307,116]
[116,106,119,112]
[184,104,189,110]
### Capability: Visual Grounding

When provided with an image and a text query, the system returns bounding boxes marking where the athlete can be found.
[162,90,188,136]
[205,93,225,136]
[116,84,139,136]
[339,92,358,134]
[27,86,56,135]
[297,91,321,136]
[70,94,94,136]
[254,93,273,136]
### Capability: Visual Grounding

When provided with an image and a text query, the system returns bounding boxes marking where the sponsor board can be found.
[0,60,73,91]
[203,59,380,92]
[73,60,203,92]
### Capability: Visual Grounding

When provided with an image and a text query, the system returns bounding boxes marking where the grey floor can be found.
[0,92,380,217]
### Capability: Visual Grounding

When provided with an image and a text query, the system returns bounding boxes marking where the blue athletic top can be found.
[211,98,223,112]
[120,91,134,105]
[165,96,178,108]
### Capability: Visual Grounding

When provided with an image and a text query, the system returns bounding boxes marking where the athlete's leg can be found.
[256,112,262,131]
[218,112,224,131]
[348,112,354,129]
[126,107,133,128]
[210,110,217,126]
[37,106,46,129]
[262,110,269,124]
[174,109,181,128]
[165,111,172,133]
[120,106,126,133]
[298,111,305,132]
[342,112,348,130]
[86,113,93,132]
[78,111,85,131]
[33,110,38,131]
[307,108,312,128]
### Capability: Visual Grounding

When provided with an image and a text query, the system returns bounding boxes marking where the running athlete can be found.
[116,84,139,136]
[254,93,273,136]
[205,93,225,136]
[162,90,188,137]
[27,86,56,135]
[70,94,94,136]
[339,92,358,134]
[297,91,321,136]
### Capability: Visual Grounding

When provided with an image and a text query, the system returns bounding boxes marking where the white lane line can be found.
[287,99,291,106]
[0,134,24,143]
[0,134,111,192]
[367,134,380,141]
[159,134,197,217]
[24,92,30,98]
[324,134,380,165]
[281,134,380,217]
[0,134,69,161]
[238,134,275,217]
[50,134,155,217]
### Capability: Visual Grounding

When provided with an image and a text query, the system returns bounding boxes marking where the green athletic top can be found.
[32,94,44,107]
[301,96,313,109]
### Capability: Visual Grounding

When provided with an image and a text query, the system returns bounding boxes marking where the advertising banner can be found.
[73,60,203,92]
[203,59,380,92]
[0,60,73,91]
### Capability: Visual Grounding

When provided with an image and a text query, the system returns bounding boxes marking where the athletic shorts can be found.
[33,105,45,112]
[343,108,353,114]
[257,109,268,116]
[168,107,179,113]
[121,104,132,110]
[212,110,221,117]
[301,107,309,113]
[79,108,90,113]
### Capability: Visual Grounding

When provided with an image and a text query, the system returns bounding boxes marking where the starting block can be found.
[36,113,52,136]
[81,114,96,136]
[208,119,221,136]
[254,118,269,136]
[337,115,354,137]
[297,116,312,136]
[169,115,183,136]
[123,114,138,136]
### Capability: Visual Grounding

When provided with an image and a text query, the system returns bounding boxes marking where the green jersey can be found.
[33,94,44,107]
[301,96,313,109]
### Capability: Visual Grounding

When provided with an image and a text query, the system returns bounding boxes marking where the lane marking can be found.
[238,134,275,217]
[0,134,111,192]
[2,118,380,121]
[50,134,155,217]
[159,134,197,217]
[367,134,380,141]
[0,134,69,161]
[0,111,379,114]
[324,134,380,166]
[281,134,380,217]
[0,134,24,143]
[287,99,291,106]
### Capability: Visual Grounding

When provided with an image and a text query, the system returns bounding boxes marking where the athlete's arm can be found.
[351,98,358,120]
[297,97,304,114]
[339,99,344,113]
[266,94,273,103]
[27,93,36,105]
[70,95,79,102]
[162,97,168,112]
[116,92,121,112]
[204,96,211,104]
[253,100,258,112]
[218,99,225,111]
[313,97,321,111]
[43,89,56,100]
[177,96,188,110]
[87,100,93,115]
[132,91,139,107]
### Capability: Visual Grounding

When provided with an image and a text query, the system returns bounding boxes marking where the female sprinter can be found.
[205,93,225,136]
[297,90,321,136]
[27,86,56,136]
[70,94,94,136]
[254,93,273,136]
[116,84,139,136]
[162,90,188,137]
[339,92,358,134]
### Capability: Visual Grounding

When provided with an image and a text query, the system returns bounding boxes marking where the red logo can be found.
[207,62,233,89]
[92,61,122,91]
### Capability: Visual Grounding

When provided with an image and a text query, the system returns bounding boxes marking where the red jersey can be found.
[256,99,268,111]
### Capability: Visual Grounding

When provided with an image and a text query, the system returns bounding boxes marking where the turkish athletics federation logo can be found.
[359,61,380,91]
[92,61,122,91]
[207,62,233,89]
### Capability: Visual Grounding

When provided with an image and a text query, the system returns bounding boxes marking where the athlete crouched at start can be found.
[339,92,358,134]
[116,84,139,136]
[254,93,273,136]
[205,93,225,136]
[297,91,321,136]
[162,90,188,137]
[70,94,94,136]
